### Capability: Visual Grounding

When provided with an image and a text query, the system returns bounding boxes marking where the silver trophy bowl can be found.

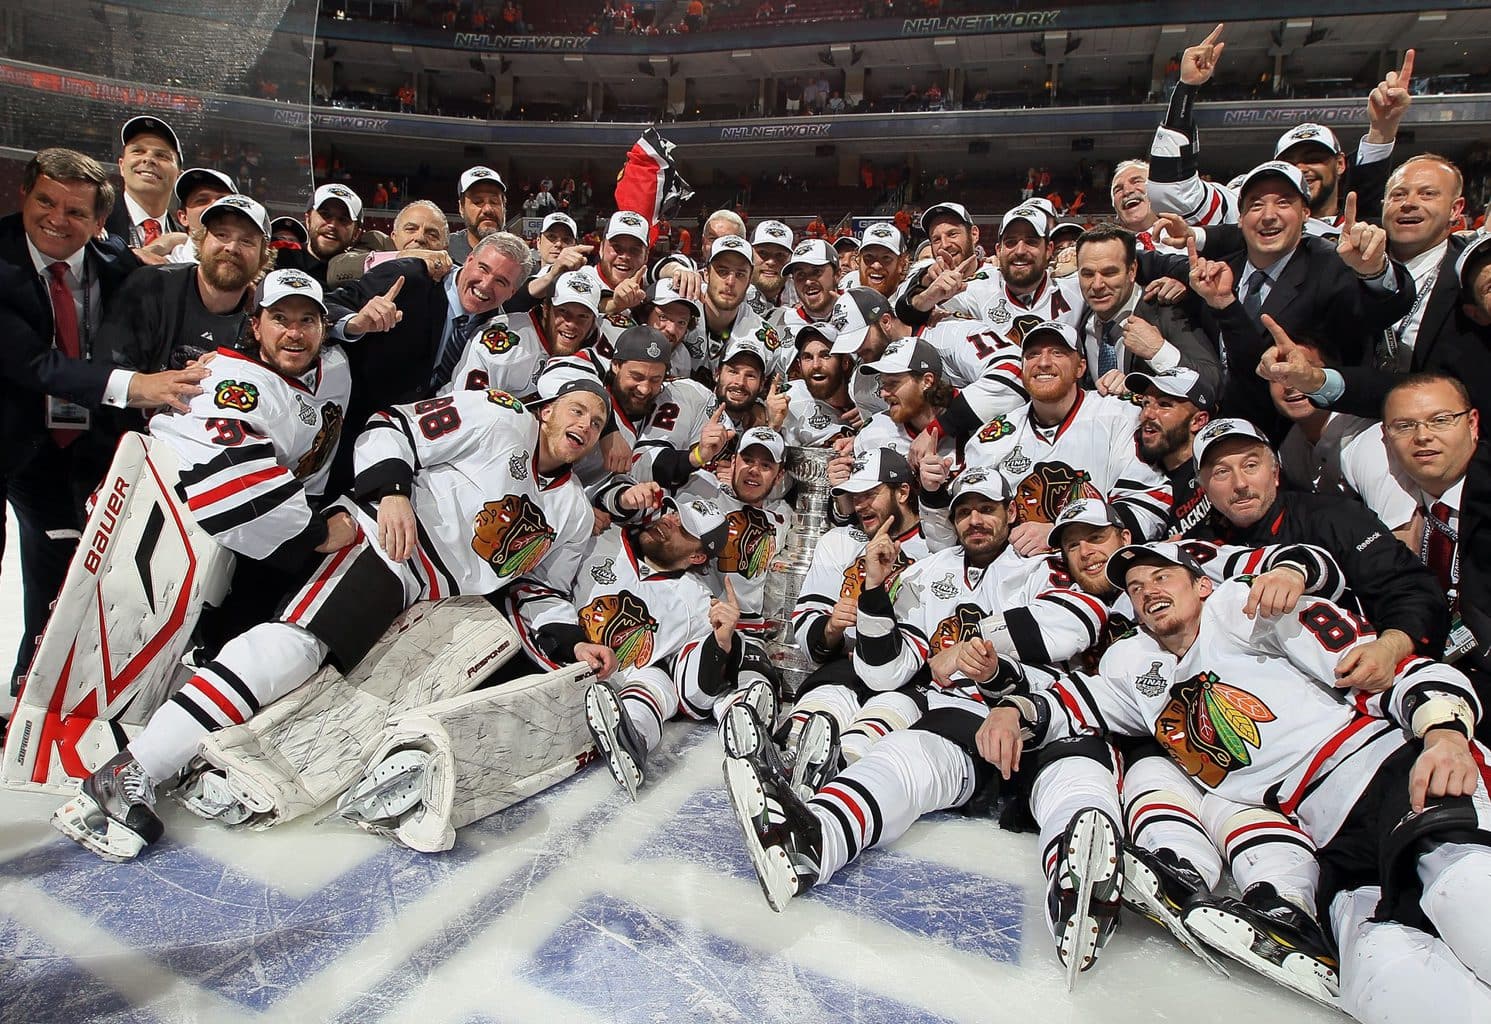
[762,445,837,695]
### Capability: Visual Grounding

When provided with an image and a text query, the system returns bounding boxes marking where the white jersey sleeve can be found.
[353,389,522,494]
[1339,429,1419,530]
[1146,125,1240,227]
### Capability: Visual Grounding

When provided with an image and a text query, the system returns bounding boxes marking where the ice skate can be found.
[1184,882,1341,1009]
[1121,843,1228,975]
[585,681,648,801]
[52,750,164,862]
[337,748,432,831]
[1049,808,1123,989]
[788,709,841,800]
[722,751,823,913]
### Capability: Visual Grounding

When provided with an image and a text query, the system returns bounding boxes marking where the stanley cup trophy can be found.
[762,445,838,696]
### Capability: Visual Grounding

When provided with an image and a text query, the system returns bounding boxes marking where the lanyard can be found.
[1420,506,1460,587]
[1393,265,1439,347]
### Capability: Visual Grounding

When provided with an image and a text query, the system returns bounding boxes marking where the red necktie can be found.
[1426,501,1456,593]
[141,219,161,246]
[1137,231,1156,252]
[47,261,84,447]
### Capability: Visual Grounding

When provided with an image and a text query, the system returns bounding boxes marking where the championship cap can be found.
[606,210,651,244]
[1237,161,1310,203]
[120,115,181,157]
[269,216,309,247]
[643,277,704,321]
[1050,219,1086,244]
[1455,232,1491,292]
[793,320,841,351]
[1000,204,1052,239]
[950,466,1012,507]
[833,235,862,252]
[1020,319,1081,351]
[751,220,795,251]
[721,336,768,369]
[709,234,755,265]
[829,287,892,354]
[312,183,364,222]
[864,336,940,378]
[458,166,507,196]
[258,269,328,313]
[174,167,236,205]
[1105,540,1207,591]
[532,373,612,413]
[831,447,913,496]
[1192,417,1272,467]
[859,222,905,254]
[784,238,836,274]
[1274,122,1343,159]
[1124,367,1215,411]
[540,212,579,238]
[668,497,732,557]
[738,426,786,462]
[920,202,974,234]
[201,194,270,236]
[1049,497,1126,549]
[550,270,602,315]
[611,325,672,365]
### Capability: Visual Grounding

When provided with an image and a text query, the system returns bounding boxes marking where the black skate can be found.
[1049,808,1123,989]
[722,681,780,760]
[1184,882,1341,1009]
[52,750,164,862]
[788,710,841,800]
[1121,843,1228,975]
[722,751,823,913]
[585,681,648,801]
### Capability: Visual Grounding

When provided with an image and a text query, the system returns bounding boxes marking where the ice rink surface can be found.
[0,524,1335,1024]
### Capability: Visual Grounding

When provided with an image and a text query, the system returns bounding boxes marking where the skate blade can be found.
[52,796,146,863]
[337,749,430,827]
[585,686,640,802]
[1119,857,1228,976]
[177,771,253,826]
[722,756,794,913]
[789,715,832,797]
[723,701,765,761]
[1061,811,1120,990]
[1183,906,1343,1011]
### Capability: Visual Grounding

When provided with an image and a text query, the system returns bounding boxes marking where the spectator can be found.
[782,0,796,12]
[755,0,773,18]
[372,182,389,208]
[397,82,416,113]
[827,91,846,115]
[685,0,705,31]
[925,82,943,110]
[784,77,803,115]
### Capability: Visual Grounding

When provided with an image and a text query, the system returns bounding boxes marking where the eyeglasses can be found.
[1383,409,1472,439]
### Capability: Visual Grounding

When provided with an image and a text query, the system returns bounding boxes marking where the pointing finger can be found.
[1201,23,1224,46]
[723,577,739,605]
[383,275,406,301]
[1342,191,1358,231]
[1399,48,1414,86]
[1260,314,1295,352]
[958,254,980,275]
[1186,235,1199,268]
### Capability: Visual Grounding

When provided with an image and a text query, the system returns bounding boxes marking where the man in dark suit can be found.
[321,229,531,493]
[103,116,181,251]
[1380,372,1491,741]
[1070,223,1221,397]
[1256,155,1491,421]
[0,149,206,697]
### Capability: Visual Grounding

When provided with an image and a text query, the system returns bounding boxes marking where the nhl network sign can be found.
[901,10,1062,34]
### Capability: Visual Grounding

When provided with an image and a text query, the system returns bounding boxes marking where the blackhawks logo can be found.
[757,326,781,351]
[718,508,777,579]
[976,416,1015,443]
[928,603,984,651]
[607,312,636,329]
[471,494,555,577]
[840,551,912,603]
[214,379,259,412]
[580,590,658,668]
[1013,462,1101,526]
[479,325,521,355]
[1155,671,1276,787]
[294,402,343,479]
[486,389,525,413]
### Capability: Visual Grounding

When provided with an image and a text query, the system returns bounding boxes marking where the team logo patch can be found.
[1009,314,1045,345]
[471,494,556,577]
[756,326,781,351]
[618,212,645,228]
[718,508,777,579]
[1155,672,1276,787]
[591,557,618,585]
[509,453,528,481]
[976,416,1015,443]
[829,309,850,332]
[279,272,314,290]
[1013,461,1101,526]
[479,325,521,355]
[294,402,343,479]
[930,573,958,600]
[929,603,984,652]
[295,394,316,426]
[1001,445,1032,476]
[808,407,833,430]
[1134,660,1167,698]
[841,551,912,603]
[1197,421,1238,445]
[607,312,636,329]
[986,299,1009,324]
[214,379,259,412]
[764,223,789,239]
[567,276,594,294]
[485,389,525,413]
[579,590,658,669]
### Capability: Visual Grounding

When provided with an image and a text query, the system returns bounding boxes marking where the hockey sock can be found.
[617,685,665,754]
[841,690,920,763]
[1123,756,1222,890]
[1210,805,1317,911]
[786,684,860,748]
[1030,756,1122,882]
[1419,841,1491,984]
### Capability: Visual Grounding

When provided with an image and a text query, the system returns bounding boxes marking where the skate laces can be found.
[115,758,157,807]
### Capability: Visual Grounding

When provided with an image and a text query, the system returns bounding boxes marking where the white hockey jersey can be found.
[352,388,593,599]
[854,411,958,461]
[682,304,782,384]
[154,346,351,561]
[772,303,834,380]
[912,317,1029,422]
[963,390,1173,540]
[910,262,1080,345]
[779,379,860,448]
[596,310,692,380]
[1030,581,1477,844]
[444,307,577,400]
[705,491,791,633]
[791,521,930,658]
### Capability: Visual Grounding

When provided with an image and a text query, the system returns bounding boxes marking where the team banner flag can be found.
[614,127,693,244]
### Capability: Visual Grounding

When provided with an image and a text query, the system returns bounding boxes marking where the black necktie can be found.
[1241,272,1267,321]
[1097,319,1119,377]
[433,314,472,390]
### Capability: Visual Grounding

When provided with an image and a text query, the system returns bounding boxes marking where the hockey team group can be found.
[12,24,1491,1024]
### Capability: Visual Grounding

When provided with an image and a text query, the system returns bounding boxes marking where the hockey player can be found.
[1109,160,1185,253]
[775,239,841,362]
[597,277,702,381]
[960,320,1173,550]
[744,219,795,319]
[595,210,651,306]
[1126,368,1214,534]
[843,222,907,298]
[683,235,782,385]
[53,377,611,860]
[768,323,862,448]
[514,497,743,799]
[712,337,771,434]
[446,269,601,398]
[854,337,959,462]
[982,541,1491,1023]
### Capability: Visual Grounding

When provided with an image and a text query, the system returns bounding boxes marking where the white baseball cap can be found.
[120,115,181,157]
[751,220,794,251]
[1105,540,1207,592]
[1020,319,1081,351]
[312,183,364,222]
[258,269,328,313]
[793,320,841,352]
[459,166,507,197]
[1125,366,1216,411]
[1192,417,1273,467]
[1274,122,1343,159]
[1000,204,1051,239]
[643,277,704,321]
[1049,497,1126,549]
[201,194,270,236]
[606,210,651,244]
[829,287,893,354]
[709,234,755,265]
[540,212,579,238]
[784,238,836,274]
[551,270,601,315]
[833,235,862,252]
[738,426,786,462]
[950,466,1012,506]
[860,222,904,254]
[174,167,236,205]
[1237,161,1311,203]
[831,447,914,496]
[920,202,973,235]
[721,336,768,369]
[669,497,731,558]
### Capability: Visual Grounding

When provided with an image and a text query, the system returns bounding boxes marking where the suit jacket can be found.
[0,213,141,476]
[1457,442,1491,678]
[1075,295,1222,397]
[104,191,175,248]
[1330,235,1491,420]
